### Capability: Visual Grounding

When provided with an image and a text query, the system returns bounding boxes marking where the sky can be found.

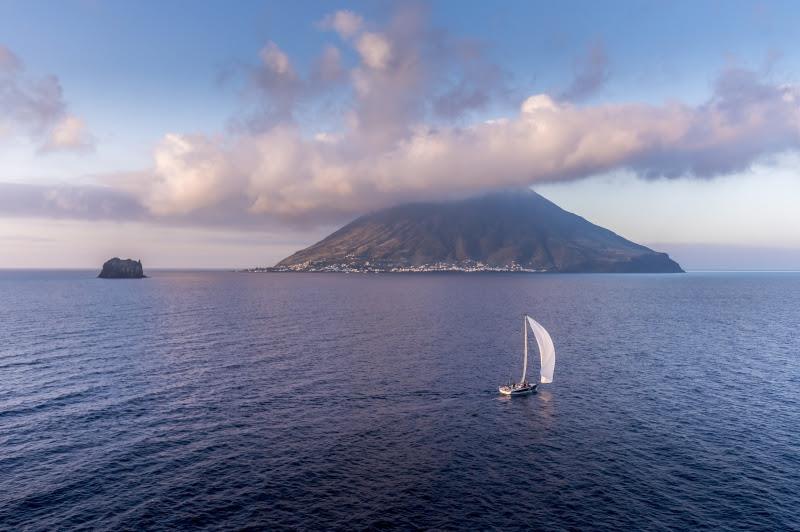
[1,0,799,269]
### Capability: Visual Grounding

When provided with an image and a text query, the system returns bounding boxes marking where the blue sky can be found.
[1,1,799,268]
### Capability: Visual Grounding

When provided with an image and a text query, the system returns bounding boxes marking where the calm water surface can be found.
[0,271,798,530]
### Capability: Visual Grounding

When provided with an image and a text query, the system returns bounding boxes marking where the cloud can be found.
[339,3,509,149]
[0,182,144,220]
[243,39,347,131]
[559,41,610,101]
[319,10,364,39]
[312,45,344,83]
[2,10,800,231]
[243,41,304,128]
[0,45,22,71]
[134,66,800,226]
[144,133,240,215]
[42,115,94,152]
[356,32,392,70]
[241,4,508,145]
[0,44,94,152]
[260,42,294,76]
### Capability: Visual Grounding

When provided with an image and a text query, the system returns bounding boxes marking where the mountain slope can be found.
[276,189,683,273]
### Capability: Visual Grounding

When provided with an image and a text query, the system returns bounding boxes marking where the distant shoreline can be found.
[240,268,547,274]
[239,268,800,274]
[242,262,547,274]
[1,268,799,274]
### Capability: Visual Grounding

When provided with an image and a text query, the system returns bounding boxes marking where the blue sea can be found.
[0,271,798,530]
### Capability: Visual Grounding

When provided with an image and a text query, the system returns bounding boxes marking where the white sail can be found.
[526,316,555,383]
[521,317,528,383]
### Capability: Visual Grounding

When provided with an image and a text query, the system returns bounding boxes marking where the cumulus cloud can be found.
[42,115,94,152]
[145,133,240,215]
[134,64,800,226]
[243,4,507,144]
[3,10,800,230]
[260,42,294,76]
[356,33,392,70]
[319,10,364,39]
[312,45,345,83]
[243,39,347,130]
[339,4,509,149]
[0,44,94,152]
[243,41,305,128]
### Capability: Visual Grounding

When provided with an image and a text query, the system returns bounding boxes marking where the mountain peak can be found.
[275,190,683,273]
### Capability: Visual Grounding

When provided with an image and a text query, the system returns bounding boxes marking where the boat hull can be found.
[498,384,537,396]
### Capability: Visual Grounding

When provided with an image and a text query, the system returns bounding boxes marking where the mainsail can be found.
[526,316,556,383]
[521,317,528,383]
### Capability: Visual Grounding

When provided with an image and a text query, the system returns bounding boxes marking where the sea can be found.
[0,271,798,531]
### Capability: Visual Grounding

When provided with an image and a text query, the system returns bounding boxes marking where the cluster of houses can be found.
[243,260,542,273]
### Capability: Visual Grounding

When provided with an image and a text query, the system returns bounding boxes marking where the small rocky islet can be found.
[98,258,146,279]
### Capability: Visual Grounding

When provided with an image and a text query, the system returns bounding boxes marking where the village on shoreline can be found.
[242,260,543,274]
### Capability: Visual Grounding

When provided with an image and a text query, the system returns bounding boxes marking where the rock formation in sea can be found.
[98,258,146,279]
[274,189,684,273]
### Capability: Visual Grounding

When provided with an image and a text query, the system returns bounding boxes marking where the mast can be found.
[521,315,528,384]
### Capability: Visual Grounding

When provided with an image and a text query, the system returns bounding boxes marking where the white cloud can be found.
[128,66,800,225]
[144,133,239,215]
[356,32,392,70]
[320,10,364,39]
[115,7,800,227]
[0,44,94,153]
[259,42,293,76]
[520,94,558,113]
[4,11,800,231]
[42,115,94,152]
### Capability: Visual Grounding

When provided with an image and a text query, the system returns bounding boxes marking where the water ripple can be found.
[0,271,798,530]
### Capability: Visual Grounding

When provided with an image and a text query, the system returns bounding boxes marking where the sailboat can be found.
[499,315,555,396]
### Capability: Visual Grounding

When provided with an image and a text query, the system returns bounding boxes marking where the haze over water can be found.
[1,271,798,530]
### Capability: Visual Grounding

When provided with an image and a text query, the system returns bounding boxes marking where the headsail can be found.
[526,316,555,383]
